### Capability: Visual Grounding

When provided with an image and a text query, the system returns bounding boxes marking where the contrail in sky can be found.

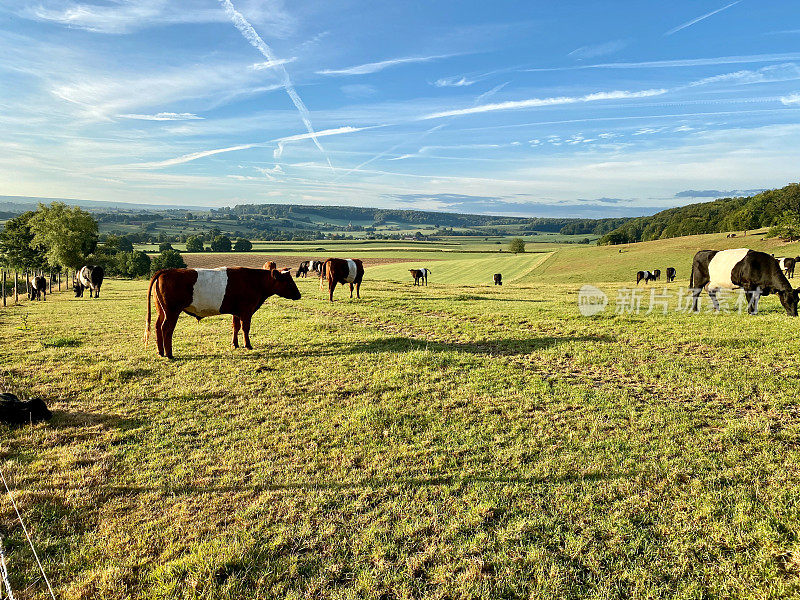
[218,0,333,171]
[664,1,742,36]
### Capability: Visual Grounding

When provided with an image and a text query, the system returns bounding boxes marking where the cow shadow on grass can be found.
[50,411,144,431]
[267,334,614,359]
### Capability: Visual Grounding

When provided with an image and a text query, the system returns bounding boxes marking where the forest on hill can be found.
[598,183,800,244]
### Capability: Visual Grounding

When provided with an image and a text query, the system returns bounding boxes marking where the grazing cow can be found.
[263,261,277,270]
[690,248,798,315]
[666,267,677,283]
[493,273,502,286]
[309,260,324,274]
[636,270,656,284]
[28,275,46,301]
[74,265,104,298]
[144,267,301,359]
[726,233,737,238]
[409,268,430,286]
[319,258,364,302]
[296,261,310,278]
[778,257,796,278]
[0,393,51,425]
[652,269,661,281]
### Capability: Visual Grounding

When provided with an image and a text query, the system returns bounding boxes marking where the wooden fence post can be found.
[2,271,5,307]
[14,271,18,304]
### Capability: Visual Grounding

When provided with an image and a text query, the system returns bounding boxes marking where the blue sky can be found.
[2,0,800,217]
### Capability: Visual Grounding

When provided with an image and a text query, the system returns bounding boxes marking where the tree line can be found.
[0,202,256,279]
[597,184,800,245]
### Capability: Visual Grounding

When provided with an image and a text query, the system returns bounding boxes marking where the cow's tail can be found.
[319,260,329,289]
[144,270,163,346]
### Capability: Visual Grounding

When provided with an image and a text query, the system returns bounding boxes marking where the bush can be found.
[508,237,526,253]
[233,238,252,252]
[767,211,800,241]
[116,251,152,278]
[185,236,203,252]
[158,242,173,252]
[211,235,232,252]
[151,249,186,272]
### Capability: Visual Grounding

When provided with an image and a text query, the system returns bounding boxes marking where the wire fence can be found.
[0,269,71,308]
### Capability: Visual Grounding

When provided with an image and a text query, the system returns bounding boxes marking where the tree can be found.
[28,202,98,269]
[211,235,232,252]
[0,211,48,271]
[151,249,186,272]
[185,236,204,252]
[234,238,252,252]
[116,251,151,278]
[158,242,173,252]
[508,237,526,253]
[767,211,800,241]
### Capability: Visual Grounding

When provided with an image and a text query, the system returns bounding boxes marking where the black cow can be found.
[296,261,310,278]
[0,393,51,425]
[666,267,676,283]
[74,265,104,298]
[652,269,661,281]
[493,273,502,286]
[690,248,798,315]
[636,270,656,284]
[29,275,47,301]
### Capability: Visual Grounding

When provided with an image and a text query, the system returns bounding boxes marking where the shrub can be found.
[508,237,526,253]
[116,251,152,278]
[151,249,186,272]
[233,238,252,252]
[185,236,203,252]
[211,236,232,252]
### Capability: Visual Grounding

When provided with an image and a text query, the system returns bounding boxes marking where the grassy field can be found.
[2,232,800,599]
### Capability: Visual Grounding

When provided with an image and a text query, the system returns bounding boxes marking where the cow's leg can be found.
[356,282,361,298]
[232,316,241,348]
[155,311,166,357]
[707,290,720,312]
[747,287,762,315]
[161,312,179,359]
[329,280,336,302]
[241,315,253,350]
[349,283,354,298]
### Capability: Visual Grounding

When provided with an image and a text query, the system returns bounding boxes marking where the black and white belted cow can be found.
[493,273,502,286]
[777,257,796,279]
[296,261,310,278]
[409,268,430,286]
[666,267,677,283]
[636,270,656,284]
[320,258,364,301]
[74,265,104,298]
[28,275,47,301]
[690,248,799,315]
[652,269,661,281]
[309,260,324,275]
[144,267,301,359]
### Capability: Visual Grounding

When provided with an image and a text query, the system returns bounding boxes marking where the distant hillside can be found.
[598,184,800,245]
[0,196,633,241]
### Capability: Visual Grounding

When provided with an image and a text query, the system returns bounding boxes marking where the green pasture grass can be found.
[1,239,800,598]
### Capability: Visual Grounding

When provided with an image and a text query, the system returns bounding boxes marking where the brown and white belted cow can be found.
[144,267,301,359]
[319,258,364,302]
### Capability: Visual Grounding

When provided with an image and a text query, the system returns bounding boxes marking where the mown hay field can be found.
[2,232,800,599]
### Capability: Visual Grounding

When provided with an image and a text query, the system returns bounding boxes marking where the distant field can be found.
[3,232,800,599]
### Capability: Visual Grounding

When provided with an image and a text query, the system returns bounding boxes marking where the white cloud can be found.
[780,94,800,105]
[419,88,668,120]
[317,54,459,76]
[523,53,800,72]
[251,58,296,70]
[118,112,203,121]
[434,76,475,87]
[687,63,800,87]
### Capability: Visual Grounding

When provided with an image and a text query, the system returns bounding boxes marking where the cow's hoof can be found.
[245,345,253,350]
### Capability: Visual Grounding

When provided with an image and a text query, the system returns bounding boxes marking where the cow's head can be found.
[778,288,800,316]
[73,282,83,297]
[271,269,301,301]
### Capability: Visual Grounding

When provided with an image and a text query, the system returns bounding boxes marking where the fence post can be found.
[2,271,5,307]
[14,271,18,304]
